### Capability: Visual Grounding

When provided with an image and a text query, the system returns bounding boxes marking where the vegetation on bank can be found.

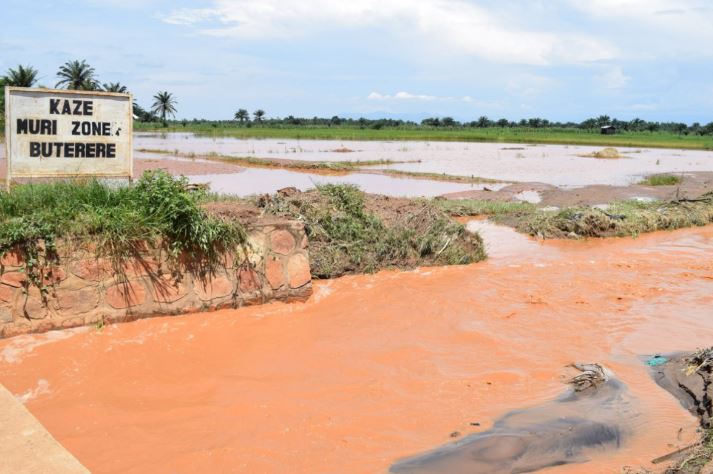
[137,148,418,173]
[436,195,713,239]
[0,171,246,301]
[639,174,683,186]
[257,184,485,278]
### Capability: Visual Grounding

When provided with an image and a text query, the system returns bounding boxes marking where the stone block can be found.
[195,276,234,301]
[270,230,296,255]
[287,254,311,289]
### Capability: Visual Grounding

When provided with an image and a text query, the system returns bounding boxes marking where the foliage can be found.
[259,184,485,278]
[435,199,536,217]
[0,171,246,307]
[102,82,128,93]
[234,109,249,123]
[518,196,713,239]
[640,174,683,186]
[152,91,177,126]
[56,59,98,90]
[132,122,713,151]
[3,65,39,87]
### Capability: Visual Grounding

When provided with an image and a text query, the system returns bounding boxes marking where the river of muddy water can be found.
[1,224,713,473]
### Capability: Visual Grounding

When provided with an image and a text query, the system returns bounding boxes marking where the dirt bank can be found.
[0,155,245,180]
[443,172,713,209]
[211,185,485,278]
[651,349,713,473]
[1,224,711,473]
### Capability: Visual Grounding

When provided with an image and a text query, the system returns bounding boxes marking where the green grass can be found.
[134,123,713,150]
[0,171,246,296]
[639,174,683,186]
[258,184,485,278]
[435,199,536,217]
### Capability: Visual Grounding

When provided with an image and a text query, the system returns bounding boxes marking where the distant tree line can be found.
[0,61,177,126]
[223,112,713,135]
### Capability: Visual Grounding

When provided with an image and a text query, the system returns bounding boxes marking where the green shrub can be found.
[0,171,246,300]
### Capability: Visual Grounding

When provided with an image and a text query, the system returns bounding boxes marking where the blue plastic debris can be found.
[646,355,668,366]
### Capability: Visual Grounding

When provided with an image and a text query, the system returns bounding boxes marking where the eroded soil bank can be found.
[0,224,712,473]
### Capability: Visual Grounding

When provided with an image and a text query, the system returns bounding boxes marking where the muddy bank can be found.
[221,185,485,278]
[443,171,713,209]
[0,155,246,180]
[649,349,713,473]
[392,365,630,474]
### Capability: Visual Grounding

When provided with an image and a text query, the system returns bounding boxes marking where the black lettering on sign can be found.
[16,119,57,135]
[28,141,118,158]
[30,142,40,157]
[49,99,60,115]
[71,121,112,136]
[51,99,94,115]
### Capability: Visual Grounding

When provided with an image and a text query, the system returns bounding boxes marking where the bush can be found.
[259,184,485,278]
[0,171,246,297]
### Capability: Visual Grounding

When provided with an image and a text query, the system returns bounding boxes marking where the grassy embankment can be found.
[438,195,713,239]
[134,123,713,150]
[256,184,485,278]
[1,175,484,294]
[0,171,246,299]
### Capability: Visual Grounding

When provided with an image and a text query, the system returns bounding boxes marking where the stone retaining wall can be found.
[0,220,312,338]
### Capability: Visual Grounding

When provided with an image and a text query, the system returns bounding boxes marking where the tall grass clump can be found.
[259,184,484,278]
[0,171,246,298]
[639,174,683,186]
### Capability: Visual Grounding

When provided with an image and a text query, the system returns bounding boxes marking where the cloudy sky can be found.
[3,0,713,122]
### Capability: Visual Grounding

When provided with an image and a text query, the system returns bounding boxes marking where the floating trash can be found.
[647,355,668,366]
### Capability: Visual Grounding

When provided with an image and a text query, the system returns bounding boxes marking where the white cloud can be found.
[568,0,713,53]
[597,66,630,89]
[368,91,438,101]
[368,91,480,102]
[161,0,616,65]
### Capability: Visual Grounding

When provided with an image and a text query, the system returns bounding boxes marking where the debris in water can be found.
[646,355,668,367]
[567,363,608,392]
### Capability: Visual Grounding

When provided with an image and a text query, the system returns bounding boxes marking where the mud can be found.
[652,350,713,428]
[392,366,630,474]
[443,172,713,209]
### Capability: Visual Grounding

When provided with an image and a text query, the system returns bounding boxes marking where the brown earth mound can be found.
[250,185,485,278]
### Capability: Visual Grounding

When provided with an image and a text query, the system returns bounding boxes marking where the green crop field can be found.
[133,123,713,150]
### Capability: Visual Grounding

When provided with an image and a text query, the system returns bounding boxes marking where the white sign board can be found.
[4,87,133,188]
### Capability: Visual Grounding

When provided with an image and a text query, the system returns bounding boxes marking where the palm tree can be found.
[102,82,128,93]
[56,60,98,90]
[151,91,177,126]
[3,65,39,87]
[234,108,249,124]
[253,109,265,122]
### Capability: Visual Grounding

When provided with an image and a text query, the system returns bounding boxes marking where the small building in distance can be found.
[600,125,616,135]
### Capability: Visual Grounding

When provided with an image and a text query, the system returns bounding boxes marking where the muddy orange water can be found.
[2,224,713,473]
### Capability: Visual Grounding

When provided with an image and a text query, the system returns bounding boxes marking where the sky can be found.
[3,0,713,123]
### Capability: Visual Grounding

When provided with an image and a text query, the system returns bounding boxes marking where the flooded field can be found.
[135,132,713,187]
[1,223,711,473]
